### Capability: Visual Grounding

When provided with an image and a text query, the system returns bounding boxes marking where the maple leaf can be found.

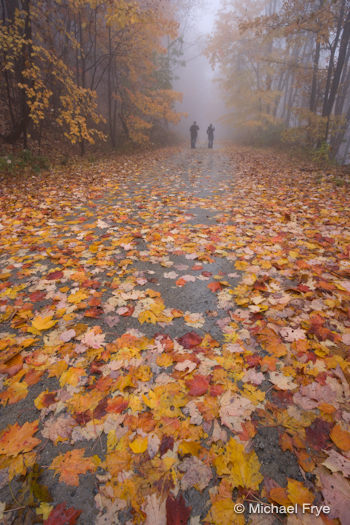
[44,502,82,525]
[60,329,76,342]
[269,371,297,391]
[186,375,209,396]
[41,415,76,445]
[208,281,222,292]
[330,424,350,452]
[316,467,350,522]
[287,478,314,505]
[129,436,148,454]
[142,493,166,525]
[177,332,202,348]
[322,449,350,477]
[50,449,99,486]
[0,420,40,456]
[179,456,212,491]
[32,315,57,331]
[166,493,191,525]
[280,327,306,342]
[214,438,263,490]
[81,326,105,348]
[46,271,64,281]
[206,498,245,525]
[219,392,255,433]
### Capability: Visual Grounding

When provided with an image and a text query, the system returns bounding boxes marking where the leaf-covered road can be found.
[0,146,350,524]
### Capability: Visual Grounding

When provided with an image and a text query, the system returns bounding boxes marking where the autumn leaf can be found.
[330,424,350,452]
[32,315,57,331]
[129,436,148,454]
[166,493,191,525]
[44,502,82,525]
[50,449,99,486]
[186,375,209,396]
[0,421,40,456]
[206,498,245,525]
[142,493,166,525]
[214,438,263,490]
[178,332,202,348]
[287,478,314,505]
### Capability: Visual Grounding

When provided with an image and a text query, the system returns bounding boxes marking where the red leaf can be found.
[186,375,209,396]
[305,418,332,450]
[297,284,311,292]
[47,271,63,280]
[201,271,212,277]
[245,355,260,368]
[120,305,134,317]
[166,493,191,525]
[107,396,128,414]
[207,282,222,292]
[44,503,82,525]
[178,332,202,349]
[155,334,174,352]
[159,435,174,456]
[29,291,46,302]
[84,307,103,318]
[209,384,225,397]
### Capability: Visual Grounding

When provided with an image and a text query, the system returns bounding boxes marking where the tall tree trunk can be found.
[309,37,320,113]
[322,9,350,141]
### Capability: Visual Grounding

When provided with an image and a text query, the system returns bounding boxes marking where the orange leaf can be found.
[296,450,315,472]
[330,424,350,452]
[287,478,314,505]
[269,487,290,506]
[50,449,99,486]
[208,282,222,292]
[0,421,40,456]
[186,375,209,396]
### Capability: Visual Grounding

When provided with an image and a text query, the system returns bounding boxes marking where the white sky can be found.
[173,0,228,141]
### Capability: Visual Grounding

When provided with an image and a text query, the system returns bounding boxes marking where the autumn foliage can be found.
[0,0,183,153]
[0,145,349,522]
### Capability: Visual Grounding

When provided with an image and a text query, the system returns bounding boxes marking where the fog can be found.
[173,1,230,144]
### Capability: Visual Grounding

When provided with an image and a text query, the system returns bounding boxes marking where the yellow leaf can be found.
[178,441,201,456]
[32,315,57,331]
[138,310,157,324]
[214,438,263,490]
[156,354,173,367]
[59,367,85,387]
[287,478,314,505]
[129,436,148,454]
[107,430,118,452]
[206,498,245,525]
[128,394,143,412]
[67,290,89,304]
[36,502,53,520]
[142,390,157,409]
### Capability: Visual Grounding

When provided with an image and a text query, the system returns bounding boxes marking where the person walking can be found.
[190,121,199,149]
[207,124,215,149]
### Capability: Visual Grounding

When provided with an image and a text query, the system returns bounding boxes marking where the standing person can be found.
[207,124,215,149]
[190,121,199,149]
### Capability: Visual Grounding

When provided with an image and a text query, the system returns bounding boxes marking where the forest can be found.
[0,0,184,156]
[0,2,350,525]
[206,0,350,163]
[1,0,350,163]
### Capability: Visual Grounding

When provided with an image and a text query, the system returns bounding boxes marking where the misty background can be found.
[172,1,229,144]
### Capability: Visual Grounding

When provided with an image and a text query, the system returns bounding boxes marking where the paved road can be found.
[0,145,349,524]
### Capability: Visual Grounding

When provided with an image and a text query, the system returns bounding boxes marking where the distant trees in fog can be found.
[207,0,350,163]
